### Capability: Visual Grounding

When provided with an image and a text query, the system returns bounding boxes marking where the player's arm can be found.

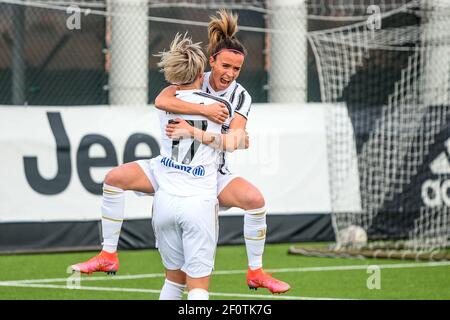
[213,97,251,151]
[218,113,249,151]
[166,117,249,152]
[155,86,229,124]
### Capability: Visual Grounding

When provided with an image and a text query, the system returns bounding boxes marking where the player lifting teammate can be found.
[71,10,290,295]
[156,10,290,294]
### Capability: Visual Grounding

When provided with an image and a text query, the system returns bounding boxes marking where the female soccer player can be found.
[73,32,242,300]
[71,10,289,295]
[151,33,232,300]
[156,10,290,294]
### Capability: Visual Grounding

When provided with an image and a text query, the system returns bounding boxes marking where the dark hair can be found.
[207,9,247,58]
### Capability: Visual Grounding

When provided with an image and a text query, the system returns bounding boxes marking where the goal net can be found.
[308,0,450,255]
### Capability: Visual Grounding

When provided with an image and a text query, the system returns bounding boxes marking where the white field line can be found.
[1,273,167,284]
[260,260,450,273]
[2,261,449,300]
[0,282,160,294]
[2,260,449,285]
[0,282,343,300]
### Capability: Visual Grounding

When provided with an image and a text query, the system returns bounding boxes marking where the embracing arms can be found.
[165,113,249,152]
[156,85,249,152]
[155,85,229,124]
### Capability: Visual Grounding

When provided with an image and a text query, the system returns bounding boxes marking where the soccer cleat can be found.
[71,250,119,275]
[247,268,291,294]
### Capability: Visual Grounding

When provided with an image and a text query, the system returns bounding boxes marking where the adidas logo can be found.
[430,138,450,175]
[421,138,450,208]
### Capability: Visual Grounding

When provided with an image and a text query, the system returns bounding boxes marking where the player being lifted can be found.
[71,10,290,295]
[156,10,290,294]
[73,32,243,300]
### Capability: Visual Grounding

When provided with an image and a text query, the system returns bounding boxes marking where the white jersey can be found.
[153,89,232,197]
[202,71,252,174]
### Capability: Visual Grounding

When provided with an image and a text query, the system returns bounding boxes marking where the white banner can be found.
[0,104,335,222]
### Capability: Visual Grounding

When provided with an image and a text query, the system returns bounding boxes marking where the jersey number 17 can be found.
[169,119,208,165]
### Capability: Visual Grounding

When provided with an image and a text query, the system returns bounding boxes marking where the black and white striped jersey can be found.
[202,71,252,125]
[201,72,252,175]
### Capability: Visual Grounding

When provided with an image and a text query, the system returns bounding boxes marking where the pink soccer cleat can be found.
[247,268,291,294]
[71,250,119,275]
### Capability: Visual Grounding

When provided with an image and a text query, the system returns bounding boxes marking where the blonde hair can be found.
[207,9,246,58]
[156,33,206,85]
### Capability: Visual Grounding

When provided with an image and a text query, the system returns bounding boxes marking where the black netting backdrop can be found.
[0,3,107,105]
[0,1,268,106]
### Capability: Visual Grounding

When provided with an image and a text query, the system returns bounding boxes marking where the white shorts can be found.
[134,159,238,211]
[134,159,159,196]
[217,171,239,196]
[135,159,237,196]
[217,172,239,211]
[152,190,219,278]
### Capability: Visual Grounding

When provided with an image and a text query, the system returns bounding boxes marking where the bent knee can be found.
[244,191,265,210]
[104,168,127,189]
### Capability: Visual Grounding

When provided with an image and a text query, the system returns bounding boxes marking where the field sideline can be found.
[1,243,449,300]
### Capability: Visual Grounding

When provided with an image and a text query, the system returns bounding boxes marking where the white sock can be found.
[159,279,186,300]
[244,206,267,270]
[101,183,125,253]
[187,288,209,300]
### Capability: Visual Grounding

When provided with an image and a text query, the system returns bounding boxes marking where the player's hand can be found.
[227,128,249,150]
[237,129,249,149]
[244,130,249,149]
[203,102,229,124]
[166,118,192,139]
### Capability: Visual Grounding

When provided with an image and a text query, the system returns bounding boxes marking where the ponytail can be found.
[207,9,247,58]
